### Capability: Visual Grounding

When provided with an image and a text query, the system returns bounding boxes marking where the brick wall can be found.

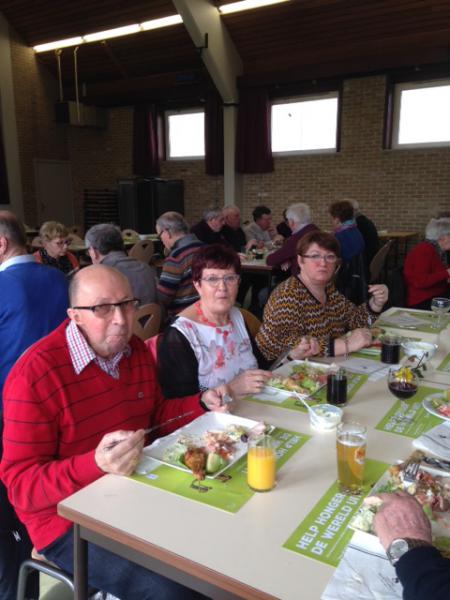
[9,29,450,234]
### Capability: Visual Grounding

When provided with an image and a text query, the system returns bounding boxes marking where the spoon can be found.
[292,391,316,415]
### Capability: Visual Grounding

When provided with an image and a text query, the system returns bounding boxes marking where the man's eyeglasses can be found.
[200,275,241,287]
[156,230,166,241]
[72,298,139,318]
[301,253,338,264]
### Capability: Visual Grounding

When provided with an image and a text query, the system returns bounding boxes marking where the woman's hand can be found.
[289,337,320,360]
[368,284,388,312]
[347,328,372,353]
[228,369,272,397]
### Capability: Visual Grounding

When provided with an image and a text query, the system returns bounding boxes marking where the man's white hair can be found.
[425,218,450,241]
[285,203,311,226]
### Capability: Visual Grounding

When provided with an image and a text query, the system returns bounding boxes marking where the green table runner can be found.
[283,459,389,566]
[245,372,368,412]
[130,427,310,513]
[437,353,450,373]
[375,385,443,438]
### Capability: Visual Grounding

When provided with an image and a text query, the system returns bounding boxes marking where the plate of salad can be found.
[264,360,329,399]
[350,457,450,558]
[423,391,450,421]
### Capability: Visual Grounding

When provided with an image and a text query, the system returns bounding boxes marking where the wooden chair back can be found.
[369,239,394,283]
[128,240,155,264]
[239,307,262,338]
[122,229,140,242]
[68,234,85,245]
[133,303,162,341]
[31,236,42,248]
[68,224,84,237]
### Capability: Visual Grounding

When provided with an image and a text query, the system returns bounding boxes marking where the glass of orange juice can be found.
[336,422,366,494]
[247,435,276,492]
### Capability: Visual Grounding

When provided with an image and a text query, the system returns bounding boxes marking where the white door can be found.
[34,159,74,225]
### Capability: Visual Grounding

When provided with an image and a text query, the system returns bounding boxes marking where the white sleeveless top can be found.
[172,306,258,390]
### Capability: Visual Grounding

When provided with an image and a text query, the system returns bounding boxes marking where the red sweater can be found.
[403,241,449,306]
[0,320,203,550]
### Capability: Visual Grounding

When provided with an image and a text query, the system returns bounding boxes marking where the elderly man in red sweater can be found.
[1,265,228,600]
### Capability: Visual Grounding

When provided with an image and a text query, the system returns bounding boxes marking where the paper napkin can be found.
[412,421,450,460]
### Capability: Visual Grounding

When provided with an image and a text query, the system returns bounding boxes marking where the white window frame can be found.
[165,108,205,160]
[392,78,450,149]
[271,91,339,156]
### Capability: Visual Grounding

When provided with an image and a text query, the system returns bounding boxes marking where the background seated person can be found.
[190,206,228,245]
[276,209,292,239]
[266,202,318,276]
[156,211,204,316]
[222,204,251,252]
[244,205,283,248]
[34,220,78,275]
[158,244,271,399]
[403,218,450,310]
[329,200,365,262]
[350,198,380,265]
[0,265,227,600]
[373,491,450,600]
[256,231,388,360]
[85,223,158,306]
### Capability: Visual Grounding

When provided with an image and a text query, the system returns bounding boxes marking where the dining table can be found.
[58,306,450,600]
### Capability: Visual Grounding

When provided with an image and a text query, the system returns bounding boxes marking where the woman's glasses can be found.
[301,253,338,264]
[200,275,241,287]
[72,298,139,318]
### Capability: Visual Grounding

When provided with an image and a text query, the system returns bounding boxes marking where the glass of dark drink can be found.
[380,335,401,364]
[387,368,418,401]
[327,368,348,406]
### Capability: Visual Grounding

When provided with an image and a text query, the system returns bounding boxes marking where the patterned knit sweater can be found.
[0,320,203,550]
[256,276,374,359]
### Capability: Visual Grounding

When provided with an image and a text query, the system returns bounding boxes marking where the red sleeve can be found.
[1,371,103,515]
[404,244,448,289]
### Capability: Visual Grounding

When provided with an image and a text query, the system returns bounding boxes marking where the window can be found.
[271,92,339,154]
[393,79,450,148]
[165,109,205,159]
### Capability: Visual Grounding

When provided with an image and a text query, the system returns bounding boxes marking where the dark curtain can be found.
[205,91,224,175]
[236,88,273,174]
[0,120,10,204]
[133,104,160,176]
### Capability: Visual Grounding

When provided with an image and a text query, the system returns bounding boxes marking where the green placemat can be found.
[378,309,449,334]
[245,372,368,412]
[437,353,450,373]
[130,427,310,513]
[351,348,381,361]
[283,459,389,566]
[375,385,443,438]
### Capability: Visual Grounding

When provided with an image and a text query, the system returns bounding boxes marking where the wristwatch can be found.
[387,538,431,565]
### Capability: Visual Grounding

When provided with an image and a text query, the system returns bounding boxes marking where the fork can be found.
[403,461,420,483]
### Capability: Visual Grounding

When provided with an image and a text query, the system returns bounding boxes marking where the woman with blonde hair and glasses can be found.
[34,221,78,275]
[256,230,388,361]
[157,244,271,399]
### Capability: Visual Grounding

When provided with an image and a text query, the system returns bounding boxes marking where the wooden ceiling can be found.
[1,0,450,106]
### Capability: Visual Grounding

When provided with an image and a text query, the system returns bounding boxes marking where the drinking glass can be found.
[387,367,418,425]
[431,297,450,330]
[247,435,276,492]
[380,335,401,364]
[336,422,366,494]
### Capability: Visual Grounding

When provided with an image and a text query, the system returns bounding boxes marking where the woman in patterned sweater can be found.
[256,231,388,360]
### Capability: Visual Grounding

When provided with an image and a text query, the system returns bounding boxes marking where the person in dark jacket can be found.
[222,205,249,252]
[373,491,450,600]
[190,207,228,245]
[351,199,380,265]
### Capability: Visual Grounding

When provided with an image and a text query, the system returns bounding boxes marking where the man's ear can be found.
[67,307,82,324]
[0,235,8,256]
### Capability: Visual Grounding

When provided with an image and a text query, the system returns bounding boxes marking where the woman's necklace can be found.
[194,301,232,336]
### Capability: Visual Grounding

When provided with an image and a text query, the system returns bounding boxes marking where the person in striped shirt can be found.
[156,212,204,316]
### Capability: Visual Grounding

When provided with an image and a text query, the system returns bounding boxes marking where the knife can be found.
[270,348,292,371]
[421,456,450,471]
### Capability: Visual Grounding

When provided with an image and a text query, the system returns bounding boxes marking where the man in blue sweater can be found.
[0,210,69,600]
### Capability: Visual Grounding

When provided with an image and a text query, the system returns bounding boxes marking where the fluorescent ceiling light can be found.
[219,0,290,14]
[83,24,141,43]
[33,14,182,53]
[34,36,84,52]
[141,15,182,30]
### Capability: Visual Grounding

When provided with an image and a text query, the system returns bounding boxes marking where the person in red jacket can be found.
[1,264,228,600]
[403,218,450,309]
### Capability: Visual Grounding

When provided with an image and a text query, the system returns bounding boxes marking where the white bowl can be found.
[309,404,343,432]
[401,341,438,362]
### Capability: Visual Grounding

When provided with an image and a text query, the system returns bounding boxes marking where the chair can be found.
[369,239,394,283]
[68,224,84,237]
[133,303,162,341]
[122,229,140,242]
[31,236,42,248]
[128,239,155,264]
[335,252,369,305]
[68,233,85,245]
[239,307,262,338]
[386,266,406,308]
[17,550,74,600]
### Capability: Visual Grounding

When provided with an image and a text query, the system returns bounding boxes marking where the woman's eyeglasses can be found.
[72,298,139,318]
[200,275,241,287]
[301,253,338,264]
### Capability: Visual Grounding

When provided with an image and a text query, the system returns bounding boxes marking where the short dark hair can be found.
[297,230,341,258]
[252,205,271,222]
[0,210,27,247]
[329,201,354,223]
[191,244,241,282]
[85,224,125,255]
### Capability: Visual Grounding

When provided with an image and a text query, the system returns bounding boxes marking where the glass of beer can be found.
[336,422,366,494]
[247,435,276,492]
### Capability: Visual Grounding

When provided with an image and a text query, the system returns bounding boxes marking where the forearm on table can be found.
[396,546,450,600]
